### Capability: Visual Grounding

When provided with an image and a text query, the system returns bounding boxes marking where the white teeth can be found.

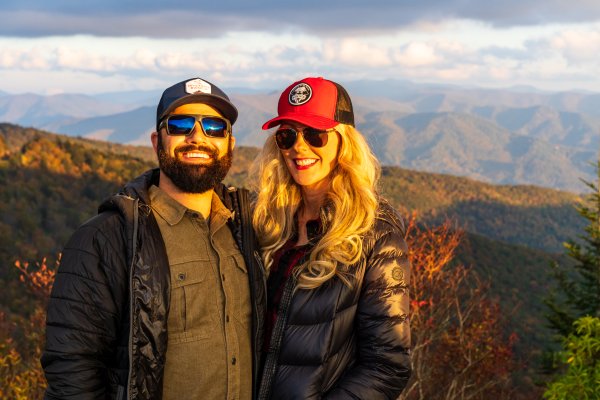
[185,152,209,159]
[295,159,317,166]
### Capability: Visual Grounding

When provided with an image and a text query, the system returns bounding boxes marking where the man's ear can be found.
[230,135,236,151]
[151,131,158,153]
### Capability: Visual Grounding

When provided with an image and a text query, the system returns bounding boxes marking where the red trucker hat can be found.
[262,77,355,130]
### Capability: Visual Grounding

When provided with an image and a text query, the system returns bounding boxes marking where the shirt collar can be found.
[148,185,233,226]
[209,191,234,232]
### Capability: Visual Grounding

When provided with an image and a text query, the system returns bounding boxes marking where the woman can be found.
[252,77,411,399]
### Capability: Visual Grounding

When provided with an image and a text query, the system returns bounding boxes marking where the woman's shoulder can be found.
[373,197,406,237]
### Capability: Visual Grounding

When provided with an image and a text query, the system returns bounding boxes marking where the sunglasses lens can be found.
[201,117,229,138]
[166,115,195,135]
[275,128,297,150]
[303,128,329,148]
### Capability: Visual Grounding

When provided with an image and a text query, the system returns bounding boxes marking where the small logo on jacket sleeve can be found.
[392,267,404,282]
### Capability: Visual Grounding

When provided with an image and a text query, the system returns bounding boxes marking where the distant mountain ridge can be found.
[0,92,137,127]
[358,109,596,191]
[0,80,597,191]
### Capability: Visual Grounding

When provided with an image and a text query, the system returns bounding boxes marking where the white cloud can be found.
[322,39,391,67]
[0,47,50,69]
[54,47,114,71]
[129,49,158,69]
[550,28,600,64]
[393,42,441,67]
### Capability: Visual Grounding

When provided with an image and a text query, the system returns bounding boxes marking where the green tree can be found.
[545,160,600,338]
[543,316,600,400]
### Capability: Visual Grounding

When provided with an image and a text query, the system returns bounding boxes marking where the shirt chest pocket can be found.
[168,260,218,344]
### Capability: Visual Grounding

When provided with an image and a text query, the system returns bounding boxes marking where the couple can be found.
[41,77,411,400]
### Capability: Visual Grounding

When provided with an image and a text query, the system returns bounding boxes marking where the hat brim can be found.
[160,94,238,125]
[262,114,338,130]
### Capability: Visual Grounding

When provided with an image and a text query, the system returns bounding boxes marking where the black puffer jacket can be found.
[259,200,411,400]
[42,168,266,400]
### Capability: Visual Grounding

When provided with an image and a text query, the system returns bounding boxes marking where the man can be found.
[41,78,265,400]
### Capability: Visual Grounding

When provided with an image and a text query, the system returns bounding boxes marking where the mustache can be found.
[174,144,218,158]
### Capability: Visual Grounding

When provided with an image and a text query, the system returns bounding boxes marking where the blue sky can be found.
[1,1,600,94]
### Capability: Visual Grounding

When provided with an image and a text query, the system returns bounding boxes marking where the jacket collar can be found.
[99,168,235,217]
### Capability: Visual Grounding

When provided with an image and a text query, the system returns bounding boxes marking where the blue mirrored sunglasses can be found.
[159,114,231,138]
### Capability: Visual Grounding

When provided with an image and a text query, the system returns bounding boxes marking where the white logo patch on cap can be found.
[185,78,212,94]
[289,83,312,106]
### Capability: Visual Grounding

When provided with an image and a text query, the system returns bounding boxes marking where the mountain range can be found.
[0,80,598,191]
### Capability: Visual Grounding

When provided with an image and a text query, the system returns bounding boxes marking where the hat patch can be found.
[185,78,212,94]
[289,83,312,106]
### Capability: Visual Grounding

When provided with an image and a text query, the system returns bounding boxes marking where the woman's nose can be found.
[292,130,310,151]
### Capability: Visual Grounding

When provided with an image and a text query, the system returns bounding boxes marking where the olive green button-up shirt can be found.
[149,185,252,400]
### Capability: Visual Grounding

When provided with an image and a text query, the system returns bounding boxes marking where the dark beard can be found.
[157,134,233,193]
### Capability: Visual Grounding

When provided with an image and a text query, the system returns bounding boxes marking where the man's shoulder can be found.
[215,184,255,211]
[82,209,124,230]
[65,210,125,248]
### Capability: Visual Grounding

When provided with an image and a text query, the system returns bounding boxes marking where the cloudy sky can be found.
[1,1,600,95]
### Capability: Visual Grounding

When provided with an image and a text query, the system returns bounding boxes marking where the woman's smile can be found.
[293,158,319,169]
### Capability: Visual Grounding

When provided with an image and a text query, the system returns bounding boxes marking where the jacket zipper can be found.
[258,269,298,400]
[126,198,139,400]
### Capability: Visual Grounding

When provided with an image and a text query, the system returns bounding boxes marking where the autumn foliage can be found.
[400,215,521,400]
[1,258,57,399]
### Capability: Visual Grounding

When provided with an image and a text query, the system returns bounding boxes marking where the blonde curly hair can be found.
[251,123,380,289]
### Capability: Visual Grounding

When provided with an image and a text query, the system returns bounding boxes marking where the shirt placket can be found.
[211,213,241,400]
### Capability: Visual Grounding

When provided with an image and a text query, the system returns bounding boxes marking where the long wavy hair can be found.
[251,124,380,289]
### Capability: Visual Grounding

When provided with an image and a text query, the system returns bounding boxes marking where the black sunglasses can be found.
[274,127,331,150]
[159,114,231,138]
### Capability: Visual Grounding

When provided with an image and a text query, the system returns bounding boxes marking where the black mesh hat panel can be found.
[332,82,355,127]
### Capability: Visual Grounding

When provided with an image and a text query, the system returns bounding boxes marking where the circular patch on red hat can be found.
[288,83,312,106]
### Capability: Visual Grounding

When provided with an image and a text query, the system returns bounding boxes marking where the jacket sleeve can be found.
[41,213,128,400]
[325,224,412,400]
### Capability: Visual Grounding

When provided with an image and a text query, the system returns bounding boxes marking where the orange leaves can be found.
[405,212,462,280]
[400,214,521,400]
[14,256,59,301]
[0,309,47,400]
[0,256,60,397]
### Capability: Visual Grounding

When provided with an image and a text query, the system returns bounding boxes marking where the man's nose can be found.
[186,122,209,144]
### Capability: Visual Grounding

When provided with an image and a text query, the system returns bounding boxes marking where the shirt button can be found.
[231,357,236,365]
[177,273,186,281]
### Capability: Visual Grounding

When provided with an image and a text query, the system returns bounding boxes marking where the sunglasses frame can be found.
[274,127,333,150]
[159,114,232,138]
